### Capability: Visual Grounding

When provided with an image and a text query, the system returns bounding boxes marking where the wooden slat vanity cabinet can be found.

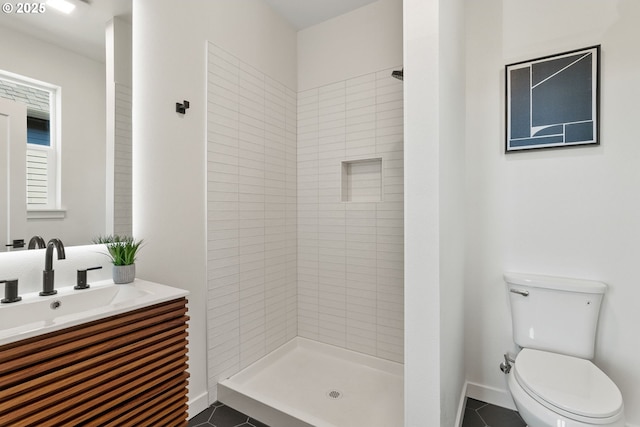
[0,297,189,427]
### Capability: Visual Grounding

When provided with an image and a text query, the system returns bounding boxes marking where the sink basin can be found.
[0,279,188,346]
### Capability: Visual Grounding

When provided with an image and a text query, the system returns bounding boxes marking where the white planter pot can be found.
[113,264,135,284]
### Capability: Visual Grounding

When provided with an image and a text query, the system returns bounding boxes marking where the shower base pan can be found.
[218,337,404,427]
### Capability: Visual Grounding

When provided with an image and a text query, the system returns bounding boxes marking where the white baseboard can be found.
[188,390,209,420]
[465,381,517,411]
[454,382,469,427]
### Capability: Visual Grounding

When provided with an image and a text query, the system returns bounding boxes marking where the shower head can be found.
[391,68,403,81]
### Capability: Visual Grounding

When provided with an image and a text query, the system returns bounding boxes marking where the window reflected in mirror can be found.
[0,71,60,211]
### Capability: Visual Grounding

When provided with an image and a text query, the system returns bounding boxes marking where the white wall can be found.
[438,0,466,425]
[0,25,106,246]
[404,0,467,424]
[132,0,296,417]
[297,0,403,91]
[465,0,640,424]
[403,0,442,424]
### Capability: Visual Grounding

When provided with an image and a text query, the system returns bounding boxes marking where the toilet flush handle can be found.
[510,288,529,297]
[500,353,515,374]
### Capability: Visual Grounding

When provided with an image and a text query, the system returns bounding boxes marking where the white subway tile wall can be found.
[113,83,132,236]
[207,42,404,401]
[297,69,404,363]
[207,43,297,400]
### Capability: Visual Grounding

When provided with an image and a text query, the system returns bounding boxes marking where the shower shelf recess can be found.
[340,157,383,202]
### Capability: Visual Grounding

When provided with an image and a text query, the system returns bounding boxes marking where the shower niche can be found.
[341,157,383,202]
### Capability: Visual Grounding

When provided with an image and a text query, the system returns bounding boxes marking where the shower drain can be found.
[326,389,343,400]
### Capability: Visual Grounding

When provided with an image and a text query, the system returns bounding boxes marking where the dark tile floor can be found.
[188,401,270,427]
[190,398,525,427]
[462,398,526,427]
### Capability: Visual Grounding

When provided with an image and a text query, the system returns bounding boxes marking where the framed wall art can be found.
[505,45,600,152]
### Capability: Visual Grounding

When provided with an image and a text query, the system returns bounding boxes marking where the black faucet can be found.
[28,235,46,249]
[75,266,103,290]
[1,279,21,303]
[40,238,65,296]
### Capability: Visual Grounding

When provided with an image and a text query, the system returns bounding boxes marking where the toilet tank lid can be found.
[504,272,607,294]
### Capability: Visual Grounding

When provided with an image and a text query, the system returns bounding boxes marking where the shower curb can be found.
[218,383,313,427]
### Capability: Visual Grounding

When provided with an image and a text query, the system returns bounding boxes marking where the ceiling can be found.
[263,0,378,30]
[0,0,131,62]
[0,0,377,62]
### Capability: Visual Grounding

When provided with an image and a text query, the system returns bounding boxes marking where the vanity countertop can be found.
[0,279,189,346]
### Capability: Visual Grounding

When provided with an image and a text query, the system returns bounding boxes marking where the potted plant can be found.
[93,235,143,284]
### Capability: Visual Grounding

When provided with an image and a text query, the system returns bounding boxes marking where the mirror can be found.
[0,0,132,250]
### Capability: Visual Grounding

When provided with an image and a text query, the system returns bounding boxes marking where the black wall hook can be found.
[176,100,190,114]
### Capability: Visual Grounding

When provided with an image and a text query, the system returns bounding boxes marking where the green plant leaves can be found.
[93,235,143,266]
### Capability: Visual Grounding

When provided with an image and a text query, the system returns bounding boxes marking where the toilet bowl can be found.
[502,272,626,427]
[507,349,625,427]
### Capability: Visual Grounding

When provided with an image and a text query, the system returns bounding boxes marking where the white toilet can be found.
[503,272,625,427]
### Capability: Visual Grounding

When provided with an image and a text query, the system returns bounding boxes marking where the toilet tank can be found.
[504,272,606,359]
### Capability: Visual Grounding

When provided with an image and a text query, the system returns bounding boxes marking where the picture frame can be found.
[505,45,600,152]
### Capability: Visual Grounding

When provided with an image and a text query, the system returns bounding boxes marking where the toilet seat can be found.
[514,349,623,421]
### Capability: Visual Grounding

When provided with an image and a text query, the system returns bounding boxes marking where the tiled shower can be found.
[296,71,404,362]
[206,43,298,401]
[206,42,404,400]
